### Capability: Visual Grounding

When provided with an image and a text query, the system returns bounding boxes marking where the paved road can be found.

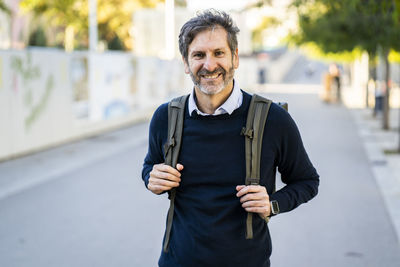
[1,89,400,267]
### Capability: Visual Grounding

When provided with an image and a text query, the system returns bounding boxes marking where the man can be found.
[142,9,319,267]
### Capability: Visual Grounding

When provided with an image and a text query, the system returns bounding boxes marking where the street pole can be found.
[88,0,98,121]
[89,0,98,51]
[165,0,175,60]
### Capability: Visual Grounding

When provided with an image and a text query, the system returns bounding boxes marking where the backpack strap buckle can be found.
[246,177,259,186]
[240,127,254,139]
[163,137,176,157]
[167,137,176,148]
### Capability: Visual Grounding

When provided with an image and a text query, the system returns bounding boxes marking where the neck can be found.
[194,81,234,114]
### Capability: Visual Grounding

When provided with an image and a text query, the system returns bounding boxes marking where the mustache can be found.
[197,67,226,76]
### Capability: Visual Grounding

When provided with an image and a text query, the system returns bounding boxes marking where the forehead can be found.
[188,27,229,52]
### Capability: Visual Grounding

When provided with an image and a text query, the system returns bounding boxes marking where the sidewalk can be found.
[351,107,400,244]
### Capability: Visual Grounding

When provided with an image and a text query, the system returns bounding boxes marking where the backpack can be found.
[162,93,288,252]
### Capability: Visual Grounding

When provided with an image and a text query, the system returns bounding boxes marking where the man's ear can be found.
[182,56,190,74]
[233,48,239,69]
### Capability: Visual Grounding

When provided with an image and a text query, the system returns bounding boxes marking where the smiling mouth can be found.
[201,73,222,79]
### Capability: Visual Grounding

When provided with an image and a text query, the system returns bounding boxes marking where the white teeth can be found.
[203,74,219,79]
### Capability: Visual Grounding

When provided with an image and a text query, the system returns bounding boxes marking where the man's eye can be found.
[215,51,224,56]
[193,53,204,58]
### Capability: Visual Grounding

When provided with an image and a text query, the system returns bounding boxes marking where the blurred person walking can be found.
[329,63,341,102]
[321,63,341,103]
[142,9,319,267]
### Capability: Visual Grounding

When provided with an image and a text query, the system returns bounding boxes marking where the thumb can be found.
[176,163,184,171]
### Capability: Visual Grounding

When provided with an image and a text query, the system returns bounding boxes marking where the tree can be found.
[0,0,11,15]
[28,26,47,46]
[251,16,280,51]
[291,0,400,129]
[20,0,164,50]
[20,0,89,50]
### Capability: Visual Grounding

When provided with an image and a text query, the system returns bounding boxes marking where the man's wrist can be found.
[259,212,270,223]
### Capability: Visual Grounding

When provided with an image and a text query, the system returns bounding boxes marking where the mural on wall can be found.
[103,63,134,119]
[71,56,88,102]
[130,58,138,95]
[70,56,89,119]
[11,53,54,131]
[88,55,135,121]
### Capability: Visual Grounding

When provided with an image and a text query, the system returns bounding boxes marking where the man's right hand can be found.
[148,163,184,195]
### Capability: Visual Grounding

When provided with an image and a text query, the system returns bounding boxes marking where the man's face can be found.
[183,27,239,95]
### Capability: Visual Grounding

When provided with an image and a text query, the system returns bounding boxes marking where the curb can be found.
[351,108,400,245]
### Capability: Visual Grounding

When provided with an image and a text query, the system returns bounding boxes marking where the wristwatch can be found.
[270,200,280,215]
[260,200,280,223]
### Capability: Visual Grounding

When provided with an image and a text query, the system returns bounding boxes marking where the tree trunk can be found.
[366,53,373,108]
[398,65,400,152]
[382,49,390,130]
[65,25,74,52]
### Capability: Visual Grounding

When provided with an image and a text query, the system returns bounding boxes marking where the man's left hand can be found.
[236,185,270,219]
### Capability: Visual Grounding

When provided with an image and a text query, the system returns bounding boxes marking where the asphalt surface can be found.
[1,89,400,267]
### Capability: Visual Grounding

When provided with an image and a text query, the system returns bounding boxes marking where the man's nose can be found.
[203,55,217,71]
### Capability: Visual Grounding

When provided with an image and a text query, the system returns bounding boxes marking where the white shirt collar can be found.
[188,80,243,116]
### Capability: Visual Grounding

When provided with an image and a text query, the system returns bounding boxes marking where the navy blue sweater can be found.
[142,91,319,267]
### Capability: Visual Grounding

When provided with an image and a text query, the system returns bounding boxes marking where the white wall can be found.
[0,49,194,161]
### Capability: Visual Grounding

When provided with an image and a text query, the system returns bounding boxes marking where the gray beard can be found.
[190,66,235,95]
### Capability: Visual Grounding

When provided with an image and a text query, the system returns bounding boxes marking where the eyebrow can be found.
[190,48,226,55]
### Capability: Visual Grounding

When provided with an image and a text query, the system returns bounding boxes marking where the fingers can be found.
[147,183,176,195]
[149,176,180,188]
[147,163,184,195]
[153,163,182,180]
[150,168,181,183]
[236,185,267,197]
[236,185,246,192]
[176,163,184,171]
[236,185,270,215]
[148,177,180,194]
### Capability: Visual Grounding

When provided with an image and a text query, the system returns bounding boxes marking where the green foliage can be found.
[20,0,164,50]
[291,0,400,57]
[239,0,272,12]
[28,27,48,47]
[107,34,124,50]
[20,0,89,48]
[251,16,281,51]
[175,0,187,7]
[389,50,400,63]
[298,42,363,63]
[0,0,11,15]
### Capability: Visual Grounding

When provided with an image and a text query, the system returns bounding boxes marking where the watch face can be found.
[271,200,280,215]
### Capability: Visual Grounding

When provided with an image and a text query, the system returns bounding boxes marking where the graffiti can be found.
[25,75,54,129]
[11,53,40,94]
[10,53,54,131]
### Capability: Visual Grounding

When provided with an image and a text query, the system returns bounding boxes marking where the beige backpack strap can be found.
[163,94,188,252]
[241,94,272,239]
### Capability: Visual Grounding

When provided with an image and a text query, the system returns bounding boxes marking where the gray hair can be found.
[178,9,240,62]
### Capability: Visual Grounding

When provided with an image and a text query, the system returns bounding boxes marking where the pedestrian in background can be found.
[329,63,341,102]
[321,63,341,103]
[142,9,319,267]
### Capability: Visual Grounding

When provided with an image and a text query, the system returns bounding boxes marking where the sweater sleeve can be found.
[141,103,168,188]
[269,105,320,214]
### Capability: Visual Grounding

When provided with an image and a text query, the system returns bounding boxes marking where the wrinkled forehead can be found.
[188,26,229,51]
